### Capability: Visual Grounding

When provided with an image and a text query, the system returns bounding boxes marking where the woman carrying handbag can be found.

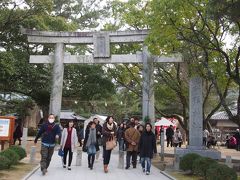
[102,116,117,173]
[60,120,78,170]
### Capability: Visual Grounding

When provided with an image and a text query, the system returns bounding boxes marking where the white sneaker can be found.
[146,171,150,175]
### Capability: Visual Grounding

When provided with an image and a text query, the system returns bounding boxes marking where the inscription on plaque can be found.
[93,33,110,58]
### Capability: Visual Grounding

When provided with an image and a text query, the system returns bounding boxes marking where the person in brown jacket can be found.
[124,122,141,169]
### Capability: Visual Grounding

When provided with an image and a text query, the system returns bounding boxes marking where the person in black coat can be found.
[117,122,125,151]
[93,118,102,159]
[13,122,23,145]
[234,129,240,151]
[139,123,157,175]
[166,125,174,147]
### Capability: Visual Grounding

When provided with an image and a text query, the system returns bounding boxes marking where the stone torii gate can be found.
[21,29,182,126]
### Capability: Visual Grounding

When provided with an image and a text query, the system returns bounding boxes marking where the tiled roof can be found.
[210,110,237,120]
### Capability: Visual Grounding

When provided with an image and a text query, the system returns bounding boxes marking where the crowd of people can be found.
[165,125,183,148]
[9,111,239,179]
[34,115,159,176]
[31,113,240,177]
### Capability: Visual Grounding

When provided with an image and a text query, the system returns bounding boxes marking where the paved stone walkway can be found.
[26,149,172,180]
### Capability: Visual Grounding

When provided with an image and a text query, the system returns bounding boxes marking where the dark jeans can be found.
[237,143,240,151]
[126,151,137,168]
[167,136,173,147]
[118,139,125,151]
[78,138,83,147]
[103,146,112,165]
[88,154,95,168]
[203,137,207,146]
[141,157,151,172]
[174,142,182,147]
[13,137,21,145]
[40,144,54,171]
[63,147,73,167]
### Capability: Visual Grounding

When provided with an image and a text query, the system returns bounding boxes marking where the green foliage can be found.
[207,0,240,23]
[0,155,11,170]
[27,127,38,136]
[179,153,201,172]
[0,0,115,119]
[10,98,35,120]
[63,64,115,101]
[143,116,150,123]
[0,149,20,165]
[192,157,217,178]
[206,163,237,180]
[9,146,27,160]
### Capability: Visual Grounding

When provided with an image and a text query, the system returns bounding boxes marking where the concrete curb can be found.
[160,171,177,180]
[22,165,40,180]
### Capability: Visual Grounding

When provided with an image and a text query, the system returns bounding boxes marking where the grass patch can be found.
[0,162,37,180]
[168,171,202,180]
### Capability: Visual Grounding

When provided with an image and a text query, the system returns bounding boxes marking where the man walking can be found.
[203,129,209,146]
[234,129,240,151]
[166,125,174,147]
[124,122,140,169]
[93,117,102,160]
[34,114,61,175]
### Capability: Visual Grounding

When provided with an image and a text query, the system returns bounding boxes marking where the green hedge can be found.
[0,149,20,165]
[206,164,237,180]
[193,157,217,178]
[0,155,11,170]
[9,146,27,160]
[180,153,238,180]
[179,153,201,172]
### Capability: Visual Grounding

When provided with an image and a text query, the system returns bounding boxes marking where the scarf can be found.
[86,128,96,147]
[107,122,114,131]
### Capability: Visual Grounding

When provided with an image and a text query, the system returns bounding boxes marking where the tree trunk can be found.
[41,105,49,123]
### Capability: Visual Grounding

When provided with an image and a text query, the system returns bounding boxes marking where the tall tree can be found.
[0,0,114,120]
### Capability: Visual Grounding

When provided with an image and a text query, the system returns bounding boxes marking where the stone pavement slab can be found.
[26,149,172,180]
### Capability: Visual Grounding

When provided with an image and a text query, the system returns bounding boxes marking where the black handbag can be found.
[82,145,88,152]
[98,137,103,146]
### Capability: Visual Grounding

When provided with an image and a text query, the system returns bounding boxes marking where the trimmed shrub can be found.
[9,146,27,160]
[206,163,237,180]
[0,149,20,165]
[179,153,201,172]
[0,155,11,170]
[192,157,217,178]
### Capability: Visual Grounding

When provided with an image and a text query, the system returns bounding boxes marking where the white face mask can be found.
[49,118,54,123]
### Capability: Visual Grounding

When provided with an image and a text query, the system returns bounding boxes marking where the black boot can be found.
[90,154,95,170]
[88,155,91,168]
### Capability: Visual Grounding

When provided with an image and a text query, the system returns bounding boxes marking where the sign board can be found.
[0,116,15,141]
[0,119,10,137]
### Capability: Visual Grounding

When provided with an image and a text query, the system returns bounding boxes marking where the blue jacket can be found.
[34,122,61,145]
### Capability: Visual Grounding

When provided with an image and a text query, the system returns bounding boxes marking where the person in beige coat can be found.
[60,120,78,170]
[124,122,140,169]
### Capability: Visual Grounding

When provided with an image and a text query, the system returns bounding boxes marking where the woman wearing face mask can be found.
[60,120,78,170]
[34,114,61,175]
[102,116,117,173]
